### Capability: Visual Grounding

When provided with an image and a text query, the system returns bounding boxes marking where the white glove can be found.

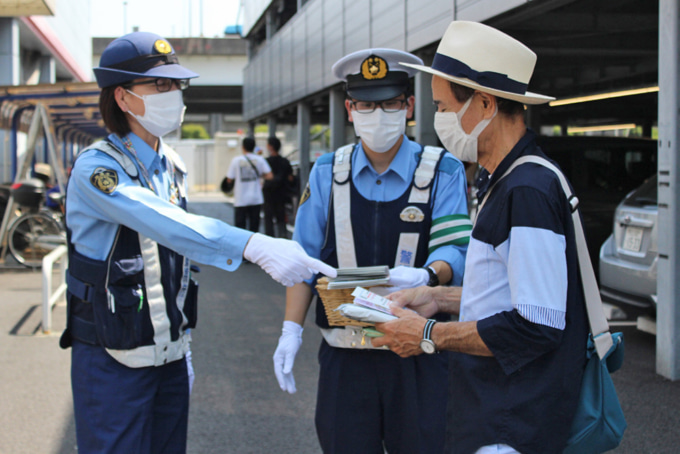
[386,266,429,292]
[273,321,303,394]
[244,233,337,287]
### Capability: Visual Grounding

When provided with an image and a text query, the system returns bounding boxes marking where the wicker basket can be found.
[316,277,384,327]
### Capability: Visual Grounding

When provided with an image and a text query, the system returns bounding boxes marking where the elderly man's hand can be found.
[372,306,427,358]
[387,286,439,318]
[389,285,463,318]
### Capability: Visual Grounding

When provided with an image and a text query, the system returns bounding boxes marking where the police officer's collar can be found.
[353,135,413,183]
[110,133,160,171]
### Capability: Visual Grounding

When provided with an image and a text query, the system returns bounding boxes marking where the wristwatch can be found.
[420,319,438,354]
[423,266,439,287]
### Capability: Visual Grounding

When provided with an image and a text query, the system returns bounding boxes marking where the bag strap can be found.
[244,155,259,177]
[478,155,614,359]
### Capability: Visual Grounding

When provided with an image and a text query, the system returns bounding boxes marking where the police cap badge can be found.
[154,39,172,54]
[361,55,389,80]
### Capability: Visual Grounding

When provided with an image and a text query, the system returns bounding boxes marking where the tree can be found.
[181,123,210,139]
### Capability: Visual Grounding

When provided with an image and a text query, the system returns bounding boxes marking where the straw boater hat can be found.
[401,21,554,105]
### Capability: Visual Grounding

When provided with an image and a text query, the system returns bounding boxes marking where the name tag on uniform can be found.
[399,206,424,222]
[395,233,419,267]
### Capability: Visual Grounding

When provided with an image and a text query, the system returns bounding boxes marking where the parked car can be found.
[536,135,657,272]
[599,174,658,318]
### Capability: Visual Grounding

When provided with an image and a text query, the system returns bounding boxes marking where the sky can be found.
[89,0,242,38]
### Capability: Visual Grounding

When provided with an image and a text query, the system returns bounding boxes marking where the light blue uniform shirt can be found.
[293,135,469,285]
[66,133,251,270]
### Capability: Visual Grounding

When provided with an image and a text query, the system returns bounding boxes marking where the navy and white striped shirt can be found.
[447,130,589,454]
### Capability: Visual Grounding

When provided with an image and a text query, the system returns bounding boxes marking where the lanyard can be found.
[120,135,157,194]
[118,135,181,205]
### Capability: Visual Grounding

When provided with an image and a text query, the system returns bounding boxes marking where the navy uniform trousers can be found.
[71,342,189,453]
[314,152,450,454]
[316,340,449,454]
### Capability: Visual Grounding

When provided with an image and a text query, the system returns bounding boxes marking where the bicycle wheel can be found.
[7,212,64,268]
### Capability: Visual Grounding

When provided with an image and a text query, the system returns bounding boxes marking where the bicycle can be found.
[6,179,66,268]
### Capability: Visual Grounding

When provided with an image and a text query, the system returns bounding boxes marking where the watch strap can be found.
[423,319,437,343]
[424,266,439,287]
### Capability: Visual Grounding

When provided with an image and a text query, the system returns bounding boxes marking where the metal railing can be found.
[42,245,67,334]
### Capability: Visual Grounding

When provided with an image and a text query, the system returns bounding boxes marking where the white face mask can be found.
[434,97,497,162]
[126,89,186,138]
[352,108,407,153]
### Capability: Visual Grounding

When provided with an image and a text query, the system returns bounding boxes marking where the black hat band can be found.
[106,53,179,74]
[346,71,410,90]
[431,53,527,95]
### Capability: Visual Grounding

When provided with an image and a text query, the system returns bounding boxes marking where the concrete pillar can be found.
[414,69,438,146]
[656,0,680,380]
[38,56,56,84]
[267,116,277,136]
[297,101,311,195]
[0,18,19,85]
[329,87,347,151]
[0,18,19,182]
[266,8,274,41]
[209,113,222,136]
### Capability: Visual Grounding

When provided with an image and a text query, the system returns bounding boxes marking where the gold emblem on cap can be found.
[154,39,172,54]
[361,55,389,80]
[90,167,118,194]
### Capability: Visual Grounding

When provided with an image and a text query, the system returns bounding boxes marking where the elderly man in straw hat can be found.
[373,21,589,454]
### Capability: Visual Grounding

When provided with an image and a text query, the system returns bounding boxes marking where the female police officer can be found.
[61,31,335,454]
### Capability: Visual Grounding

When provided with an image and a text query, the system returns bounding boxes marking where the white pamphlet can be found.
[351,287,394,315]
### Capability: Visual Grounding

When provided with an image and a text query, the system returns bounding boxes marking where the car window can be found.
[623,174,657,207]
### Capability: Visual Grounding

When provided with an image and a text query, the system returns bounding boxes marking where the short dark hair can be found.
[449,81,525,118]
[242,137,256,152]
[99,86,131,137]
[267,136,281,152]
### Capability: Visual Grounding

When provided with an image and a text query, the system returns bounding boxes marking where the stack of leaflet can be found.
[336,287,398,324]
[325,265,390,289]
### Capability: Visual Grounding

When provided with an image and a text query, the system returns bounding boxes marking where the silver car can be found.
[599,175,658,318]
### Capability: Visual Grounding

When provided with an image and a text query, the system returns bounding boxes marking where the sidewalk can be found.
[0,267,75,454]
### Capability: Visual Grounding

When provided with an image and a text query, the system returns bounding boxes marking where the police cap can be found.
[332,48,423,102]
[93,31,199,88]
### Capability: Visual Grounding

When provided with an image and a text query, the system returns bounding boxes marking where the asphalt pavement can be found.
[0,193,679,454]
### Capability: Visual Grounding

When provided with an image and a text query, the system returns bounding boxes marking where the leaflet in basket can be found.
[335,287,398,324]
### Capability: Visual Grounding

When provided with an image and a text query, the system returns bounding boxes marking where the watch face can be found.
[420,339,436,354]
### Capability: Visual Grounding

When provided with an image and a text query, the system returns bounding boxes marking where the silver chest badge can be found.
[400,206,425,222]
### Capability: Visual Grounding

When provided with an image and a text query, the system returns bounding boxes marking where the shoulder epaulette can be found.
[79,140,139,179]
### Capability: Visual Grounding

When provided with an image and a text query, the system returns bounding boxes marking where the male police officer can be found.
[273,49,471,453]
